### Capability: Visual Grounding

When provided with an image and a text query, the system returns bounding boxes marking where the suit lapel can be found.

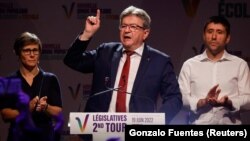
[109,45,151,93]
[132,45,151,94]
[110,45,123,88]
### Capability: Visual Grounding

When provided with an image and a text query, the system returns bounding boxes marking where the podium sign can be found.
[70,112,165,141]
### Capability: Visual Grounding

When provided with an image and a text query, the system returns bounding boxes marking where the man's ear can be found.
[143,29,150,41]
[226,35,231,44]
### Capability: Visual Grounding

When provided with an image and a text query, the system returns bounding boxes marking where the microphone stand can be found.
[88,87,121,98]
[76,77,157,112]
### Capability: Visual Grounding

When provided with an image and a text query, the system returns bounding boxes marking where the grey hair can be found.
[119,5,151,29]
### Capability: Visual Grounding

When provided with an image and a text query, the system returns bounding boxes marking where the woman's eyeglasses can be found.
[22,48,40,55]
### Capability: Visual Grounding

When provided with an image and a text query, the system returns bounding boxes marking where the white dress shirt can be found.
[178,50,250,124]
[108,44,144,112]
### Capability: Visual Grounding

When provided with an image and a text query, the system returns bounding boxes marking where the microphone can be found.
[88,76,130,98]
[88,87,121,98]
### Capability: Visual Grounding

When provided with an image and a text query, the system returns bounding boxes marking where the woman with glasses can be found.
[0,32,63,141]
[64,5,182,125]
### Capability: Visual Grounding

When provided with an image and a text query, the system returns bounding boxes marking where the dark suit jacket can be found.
[64,36,183,124]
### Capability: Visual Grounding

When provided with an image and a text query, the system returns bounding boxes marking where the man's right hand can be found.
[206,84,221,100]
[197,84,221,109]
[80,9,101,41]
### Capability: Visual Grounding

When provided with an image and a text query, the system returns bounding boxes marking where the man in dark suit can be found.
[64,5,182,124]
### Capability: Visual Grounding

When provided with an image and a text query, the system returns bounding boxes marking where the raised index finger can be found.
[96,9,100,19]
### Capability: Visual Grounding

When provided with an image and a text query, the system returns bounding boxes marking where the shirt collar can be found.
[122,43,144,57]
[199,49,232,62]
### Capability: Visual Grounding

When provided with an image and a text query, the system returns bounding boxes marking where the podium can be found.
[69,112,165,141]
